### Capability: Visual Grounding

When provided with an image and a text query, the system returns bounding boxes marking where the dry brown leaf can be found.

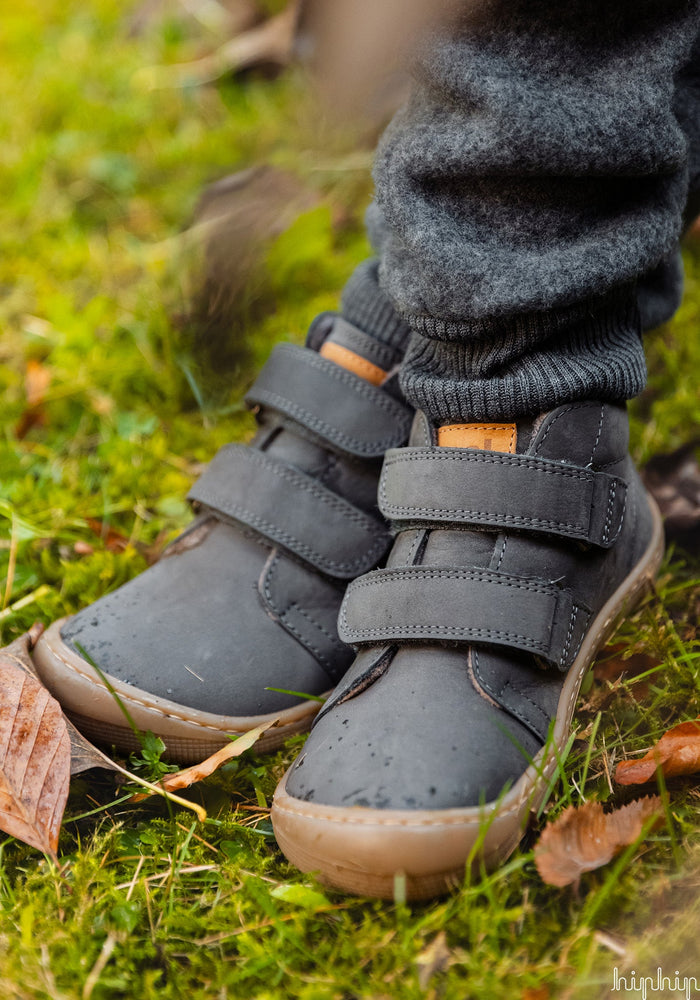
[86,518,133,553]
[615,719,700,786]
[522,988,550,1000]
[0,653,71,859]
[64,718,121,776]
[593,643,658,685]
[25,359,52,407]
[534,797,662,888]
[129,719,278,802]
[0,630,208,858]
[79,522,168,565]
[15,359,51,439]
[2,631,119,777]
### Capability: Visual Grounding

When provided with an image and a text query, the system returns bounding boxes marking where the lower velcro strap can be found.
[338,565,590,670]
[245,343,413,458]
[379,448,627,548]
[188,444,391,579]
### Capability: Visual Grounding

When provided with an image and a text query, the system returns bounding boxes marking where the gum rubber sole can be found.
[271,495,665,900]
[31,618,324,762]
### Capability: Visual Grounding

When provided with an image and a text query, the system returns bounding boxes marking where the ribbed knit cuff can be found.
[341,259,411,358]
[399,287,647,422]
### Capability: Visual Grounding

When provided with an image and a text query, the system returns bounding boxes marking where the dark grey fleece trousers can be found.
[352,0,700,423]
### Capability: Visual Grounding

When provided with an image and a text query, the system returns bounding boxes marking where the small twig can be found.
[109,757,207,822]
[2,512,18,610]
[125,856,145,901]
[175,821,219,853]
[601,733,614,795]
[114,863,217,891]
[0,584,52,622]
[82,933,119,1000]
[593,929,628,958]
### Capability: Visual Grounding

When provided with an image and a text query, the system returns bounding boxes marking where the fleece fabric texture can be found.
[369,0,700,421]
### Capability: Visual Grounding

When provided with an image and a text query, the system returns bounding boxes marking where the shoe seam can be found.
[532,403,590,456]
[44,641,268,733]
[587,404,605,467]
[274,787,529,827]
[197,446,387,574]
[260,551,345,680]
[472,648,551,739]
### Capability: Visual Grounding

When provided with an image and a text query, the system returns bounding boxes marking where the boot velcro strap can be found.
[338,566,590,670]
[188,444,391,579]
[379,448,626,548]
[245,343,412,458]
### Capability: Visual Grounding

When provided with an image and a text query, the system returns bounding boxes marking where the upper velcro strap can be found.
[338,566,591,670]
[188,444,391,579]
[379,448,627,548]
[245,343,413,458]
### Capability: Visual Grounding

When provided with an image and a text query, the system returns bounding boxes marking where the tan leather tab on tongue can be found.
[319,342,387,386]
[437,422,517,453]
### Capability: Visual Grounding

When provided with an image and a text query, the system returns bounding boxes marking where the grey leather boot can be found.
[32,317,412,761]
[272,401,664,899]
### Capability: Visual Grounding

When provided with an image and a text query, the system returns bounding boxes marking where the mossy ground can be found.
[1,3,699,997]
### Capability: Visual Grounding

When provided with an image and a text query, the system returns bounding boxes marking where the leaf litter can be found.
[0,655,70,859]
[615,718,700,785]
[534,797,663,888]
[0,630,275,853]
[128,719,278,803]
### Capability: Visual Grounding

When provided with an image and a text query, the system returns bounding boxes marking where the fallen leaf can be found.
[534,797,662,888]
[0,630,208,858]
[615,719,700,785]
[1,631,119,777]
[593,643,658,685]
[416,931,451,990]
[25,359,52,407]
[128,719,278,802]
[0,653,71,859]
[590,644,656,703]
[79,522,168,565]
[522,988,549,1000]
[86,518,132,553]
[642,441,700,554]
[15,359,51,439]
